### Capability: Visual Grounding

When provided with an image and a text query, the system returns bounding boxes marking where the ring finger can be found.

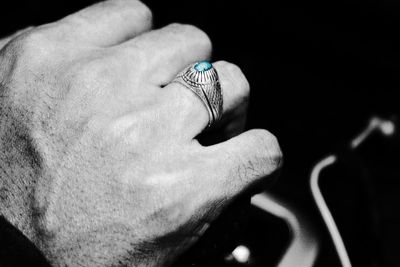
[163,60,250,140]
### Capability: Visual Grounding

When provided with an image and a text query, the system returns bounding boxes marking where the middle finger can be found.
[117,23,212,86]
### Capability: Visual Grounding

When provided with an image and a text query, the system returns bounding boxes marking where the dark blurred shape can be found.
[0,216,51,267]
[313,116,399,267]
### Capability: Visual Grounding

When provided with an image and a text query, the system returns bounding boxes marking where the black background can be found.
[2,0,400,266]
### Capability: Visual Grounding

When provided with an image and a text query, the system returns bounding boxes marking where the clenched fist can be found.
[0,0,282,266]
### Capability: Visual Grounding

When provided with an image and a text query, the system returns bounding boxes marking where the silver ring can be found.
[172,61,223,127]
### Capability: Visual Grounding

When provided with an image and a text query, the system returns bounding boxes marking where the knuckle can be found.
[168,23,212,50]
[112,0,153,29]
[217,61,250,97]
[119,46,147,68]
[61,0,153,31]
[232,153,253,183]
[68,59,112,91]
[134,1,153,26]
[167,23,194,32]
[251,129,283,170]
[9,29,53,64]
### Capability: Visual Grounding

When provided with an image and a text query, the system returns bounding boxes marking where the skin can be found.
[0,0,282,266]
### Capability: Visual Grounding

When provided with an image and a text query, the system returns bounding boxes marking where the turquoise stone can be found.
[194,61,212,72]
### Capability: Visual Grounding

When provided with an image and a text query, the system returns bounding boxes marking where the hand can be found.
[0,1,282,266]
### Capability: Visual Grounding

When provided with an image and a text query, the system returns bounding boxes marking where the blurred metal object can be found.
[310,116,396,267]
[244,116,396,267]
[351,116,395,149]
[226,245,252,264]
[310,155,351,267]
[251,193,319,267]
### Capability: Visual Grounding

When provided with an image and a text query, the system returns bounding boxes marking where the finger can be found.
[57,0,152,46]
[0,27,34,50]
[204,129,283,198]
[197,103,248,146]
[163,61,250,139]
[119,23,212,85]
[197,61,250,145]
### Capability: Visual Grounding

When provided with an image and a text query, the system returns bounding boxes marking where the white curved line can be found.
[310,155,352,267]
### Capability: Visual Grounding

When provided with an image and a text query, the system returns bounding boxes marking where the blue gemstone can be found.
[194,61,213,72]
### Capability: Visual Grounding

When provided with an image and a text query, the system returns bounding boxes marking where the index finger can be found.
[202,129,283,198]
